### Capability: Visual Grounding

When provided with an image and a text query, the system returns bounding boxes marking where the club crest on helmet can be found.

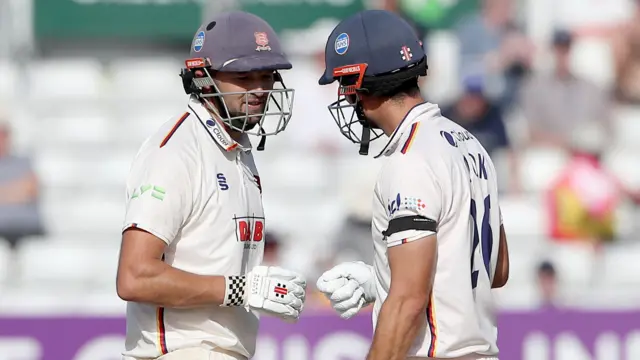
[254,32,271,52]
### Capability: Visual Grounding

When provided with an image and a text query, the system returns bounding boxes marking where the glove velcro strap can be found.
[221,275,247,307]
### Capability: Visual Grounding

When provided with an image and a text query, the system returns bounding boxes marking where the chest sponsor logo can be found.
[234,215,265,250]
[205,119,233,148]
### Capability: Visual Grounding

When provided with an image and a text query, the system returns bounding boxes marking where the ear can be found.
[358,92,383,111]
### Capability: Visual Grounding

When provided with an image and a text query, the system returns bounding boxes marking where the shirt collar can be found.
[187,96,252,152]
[374,102,441,158]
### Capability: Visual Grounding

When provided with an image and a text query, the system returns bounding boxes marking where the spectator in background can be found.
[612,0,640,104]
[536,260,559,309]
[0,122,44,250]
[455,0,534,110]
[277,19,353,156]
[380,0,479,47]
[546,122,619,244]
[442,75,509,157]
[521,30,612,150]
[442,75,519,192]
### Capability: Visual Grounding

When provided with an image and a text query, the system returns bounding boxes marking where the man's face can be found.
[214,70,275,126]
[457,92,486,121]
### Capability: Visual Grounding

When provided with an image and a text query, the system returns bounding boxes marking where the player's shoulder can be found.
[378,148,439,187]
[131,111,199,174]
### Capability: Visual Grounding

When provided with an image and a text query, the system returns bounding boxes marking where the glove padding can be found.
[316,261,376,319]
[245,266,306,322]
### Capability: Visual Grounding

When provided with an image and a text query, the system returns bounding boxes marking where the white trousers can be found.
[155,347,247,360]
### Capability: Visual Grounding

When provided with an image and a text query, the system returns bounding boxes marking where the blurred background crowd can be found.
[2,0,640,358]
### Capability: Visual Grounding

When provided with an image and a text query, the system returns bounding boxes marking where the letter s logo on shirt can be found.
[217,173,229,191]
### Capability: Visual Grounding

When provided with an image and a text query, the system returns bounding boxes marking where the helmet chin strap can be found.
[257,127,267,151]
[355,101,373,156]
[359,122,371,156]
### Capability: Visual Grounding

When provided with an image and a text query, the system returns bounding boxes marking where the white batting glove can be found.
[316,261,376,319]
[222,266,306,323]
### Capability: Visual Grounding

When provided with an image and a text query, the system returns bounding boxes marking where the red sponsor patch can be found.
[236,219,264,242]
[185,58,206,69]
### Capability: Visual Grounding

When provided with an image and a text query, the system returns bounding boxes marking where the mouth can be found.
[246,98,266,113]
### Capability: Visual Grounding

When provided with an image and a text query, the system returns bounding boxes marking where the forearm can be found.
[366,295,426,360]
[117,260,228,308]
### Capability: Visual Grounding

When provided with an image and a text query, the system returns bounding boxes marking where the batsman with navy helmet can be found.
[116,11,306,360]
[315,10,510,360]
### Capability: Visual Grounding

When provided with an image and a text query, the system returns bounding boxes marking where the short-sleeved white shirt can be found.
[121,97,265,359]
[371,103,502,359]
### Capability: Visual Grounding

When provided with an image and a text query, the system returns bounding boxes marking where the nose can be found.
[250,91,268,101]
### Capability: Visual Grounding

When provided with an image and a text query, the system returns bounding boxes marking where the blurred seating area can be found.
[1,0,640,317]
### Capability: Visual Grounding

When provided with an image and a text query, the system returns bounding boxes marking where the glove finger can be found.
[317,266,350,283]
[329,279,360,302]
[287,296,303,311]
[331,288,364,311]
[338,298,365,319]
[262,299,299,319]
[282,281,305,299]
[316,277,348,295]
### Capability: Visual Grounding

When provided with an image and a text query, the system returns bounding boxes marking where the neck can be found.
[229,130,243,142]
[203,102,244,143]
[377,96,425,137]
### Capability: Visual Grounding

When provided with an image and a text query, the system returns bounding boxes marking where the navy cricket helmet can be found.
[318,10,427,155]
[179,11,294,151]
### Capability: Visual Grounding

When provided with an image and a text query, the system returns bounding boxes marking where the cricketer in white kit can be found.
[116,11,306,360]
[315,10,510,360]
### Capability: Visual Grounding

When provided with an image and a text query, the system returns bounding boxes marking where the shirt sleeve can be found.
[381,154,443,248]
[122,150,193,245]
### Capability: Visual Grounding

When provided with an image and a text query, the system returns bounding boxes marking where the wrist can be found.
[221,275,247,307]
[364,265,376,303]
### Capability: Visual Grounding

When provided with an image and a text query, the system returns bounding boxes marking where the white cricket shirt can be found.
[371,103,502,359]
[121,96,265,359]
